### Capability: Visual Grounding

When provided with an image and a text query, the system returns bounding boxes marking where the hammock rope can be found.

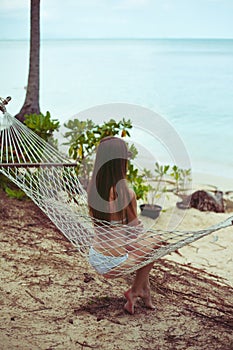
[0,100,232,277]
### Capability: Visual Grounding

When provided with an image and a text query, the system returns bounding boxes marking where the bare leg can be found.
[124,262,155,314]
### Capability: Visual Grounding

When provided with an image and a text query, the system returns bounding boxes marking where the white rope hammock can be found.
[0,99,232,278]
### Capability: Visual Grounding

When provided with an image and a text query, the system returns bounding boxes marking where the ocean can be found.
[1,38,233,181]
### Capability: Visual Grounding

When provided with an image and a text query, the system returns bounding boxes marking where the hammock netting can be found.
[0,100,232,277]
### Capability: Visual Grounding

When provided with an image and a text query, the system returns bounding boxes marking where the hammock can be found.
[0,97,232,278]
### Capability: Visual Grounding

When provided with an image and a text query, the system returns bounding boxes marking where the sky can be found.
[0,0,233,39]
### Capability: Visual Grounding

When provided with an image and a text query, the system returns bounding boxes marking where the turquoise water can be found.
[1,39,233,179]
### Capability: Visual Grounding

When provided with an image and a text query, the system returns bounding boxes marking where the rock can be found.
[176,190,225,213]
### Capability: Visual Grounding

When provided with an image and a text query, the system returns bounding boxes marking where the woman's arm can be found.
[126,189,140,226]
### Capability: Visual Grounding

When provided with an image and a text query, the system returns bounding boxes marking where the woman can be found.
[87,136,156,314]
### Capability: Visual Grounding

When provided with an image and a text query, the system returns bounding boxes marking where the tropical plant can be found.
[5,187,27,201]
[24,112,60,144]
[65,118,133,188]
[152,162,170,202]
[170,165,192,194]
[140,162,192,205]
[0,110,60,199]
[127,163,150,201]
[63,119,95,146]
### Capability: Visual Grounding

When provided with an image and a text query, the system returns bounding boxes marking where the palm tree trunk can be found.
[15,0,41,122]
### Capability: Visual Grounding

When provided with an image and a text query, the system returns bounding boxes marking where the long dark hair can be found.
[87,136,131,222]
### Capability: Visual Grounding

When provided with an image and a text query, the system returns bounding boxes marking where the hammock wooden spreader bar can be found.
[0,97,232,277]
[0,162,77,168]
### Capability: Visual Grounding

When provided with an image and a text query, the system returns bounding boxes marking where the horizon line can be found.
[0,37,233,41]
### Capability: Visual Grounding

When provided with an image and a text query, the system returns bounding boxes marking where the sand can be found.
[141,193,233,289]
[0,175,233,350]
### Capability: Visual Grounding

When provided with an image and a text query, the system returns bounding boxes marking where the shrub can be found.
[24,111,60,146]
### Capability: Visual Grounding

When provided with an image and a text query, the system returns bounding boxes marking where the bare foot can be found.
[124,288,137,315]
[141,292,156,310]
[135,286,156,310]
[124,288,156,314]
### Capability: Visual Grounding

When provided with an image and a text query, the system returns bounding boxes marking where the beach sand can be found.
[0,175,233,350]
[140,173,233,289]
[142,199,233,288]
